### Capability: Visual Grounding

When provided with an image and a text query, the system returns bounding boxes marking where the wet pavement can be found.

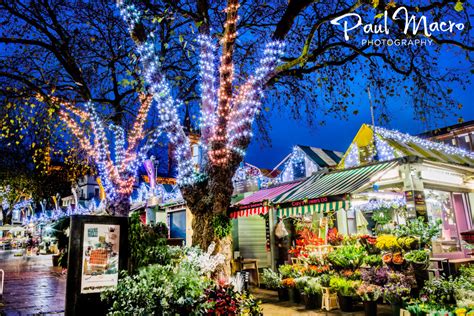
[0,250,65,315]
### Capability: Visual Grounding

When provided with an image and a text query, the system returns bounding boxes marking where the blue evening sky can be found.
[245,63,474,169]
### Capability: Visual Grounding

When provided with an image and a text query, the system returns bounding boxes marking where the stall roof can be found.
[234,180,302,207]
[229,181,302,219]
[296,145,343,168]
[273,160,400,205]
[338,124,474,169]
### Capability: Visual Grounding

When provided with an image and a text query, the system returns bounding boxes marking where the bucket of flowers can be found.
[356,282,382,316]
[302,277,323,310]
[383,270,416,316]
[404,249,430,270]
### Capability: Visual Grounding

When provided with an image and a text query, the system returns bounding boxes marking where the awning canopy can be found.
[0,225,25,232]
[229,181,302,219]
[277,200,347,217]
[273,160,399,216]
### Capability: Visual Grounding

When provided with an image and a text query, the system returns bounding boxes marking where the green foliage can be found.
[329,276,361,297]
[363,254,383,267]
[212,214,232,239]
[237,292,263,315]
[294,276,309,291]
[404,249,429,264]
[101,264,212,315]
[372,208,392,225]
[326,245,366,269]
[393,217,441,247]
[261,268,282,289]
[278,264,296,278]
[129,212,170,272]
[420,277,456,307]
[303,278,323,295]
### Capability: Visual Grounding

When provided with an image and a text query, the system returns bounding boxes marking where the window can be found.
[424,189,462,254]
[457,134,470,151]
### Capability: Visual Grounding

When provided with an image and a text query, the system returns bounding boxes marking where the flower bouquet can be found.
[357,282,382,316]
[404,249,430,270]
[383,270,416,305]
[327,227,343,246]
[357,282,383,301]
[303,278,323,309]
[330,276,361,312]
[302,264,330,277]
[262,268,282,290]
[359,235,379,254]
[381,251,406,270]
[376,235,401,252]
[281,277,296,288]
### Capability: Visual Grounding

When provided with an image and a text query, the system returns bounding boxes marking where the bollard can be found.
[0,269,4,299]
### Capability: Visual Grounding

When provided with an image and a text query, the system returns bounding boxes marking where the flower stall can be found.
[261,223,474,315]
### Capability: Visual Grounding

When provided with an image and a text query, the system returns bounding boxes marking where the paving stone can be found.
[0,251,66,315]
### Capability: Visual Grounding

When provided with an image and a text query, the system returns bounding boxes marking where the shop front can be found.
[229,181,302,270]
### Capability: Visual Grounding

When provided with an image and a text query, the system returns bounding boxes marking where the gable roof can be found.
[296,145,344,168]
[338,124,474,169]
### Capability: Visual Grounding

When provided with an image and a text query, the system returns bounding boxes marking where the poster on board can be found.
[80,223,120,294]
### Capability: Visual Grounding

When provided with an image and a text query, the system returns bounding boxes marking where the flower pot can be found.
[338,295,354,312]
[303,293,322,309]
[278,288,289,301]
[52,254,60,267]
[391,302,401,316]
[288,288,301,304]
[363,301,377,316]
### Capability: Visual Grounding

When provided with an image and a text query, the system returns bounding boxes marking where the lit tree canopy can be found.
[52,94,161,215]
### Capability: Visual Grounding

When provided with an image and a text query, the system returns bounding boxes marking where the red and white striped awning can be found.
[230,206,269,219]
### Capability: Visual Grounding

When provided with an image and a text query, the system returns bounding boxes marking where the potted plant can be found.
[282,278,300,303]
[262,268,287,301]
[303,278,323,309]
[383,271,416,316]
[330,276,360,312]
[357,282,382,316]
[326,244,366,270]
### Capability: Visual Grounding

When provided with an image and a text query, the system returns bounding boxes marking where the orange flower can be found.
[392,252,404,265]
[382,252,393,264]
[282,278,296,288]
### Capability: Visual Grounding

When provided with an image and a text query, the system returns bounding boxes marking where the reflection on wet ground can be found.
[0,250,65,315]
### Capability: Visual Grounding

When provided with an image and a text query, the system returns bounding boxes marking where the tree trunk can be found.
[191,211,233,278]
[106,195,131,217]
[185,164,236,279]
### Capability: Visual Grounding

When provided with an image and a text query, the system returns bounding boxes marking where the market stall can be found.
[229,181,302,270]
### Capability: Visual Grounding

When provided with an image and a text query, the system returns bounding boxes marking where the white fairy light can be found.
[375,126,474,159]
[374,134,397,161]
[344,143,360,168]
[117,0,284,181]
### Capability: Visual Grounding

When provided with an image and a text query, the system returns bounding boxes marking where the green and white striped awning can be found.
[272,161,399,218]
[273,160,399,204]
[277,200,347,217]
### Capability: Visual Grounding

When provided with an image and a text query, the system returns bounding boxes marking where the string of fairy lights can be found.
[344,125,474,169]
[59,94,162,203]
[19,182,182,226]
[117,0,284,177]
